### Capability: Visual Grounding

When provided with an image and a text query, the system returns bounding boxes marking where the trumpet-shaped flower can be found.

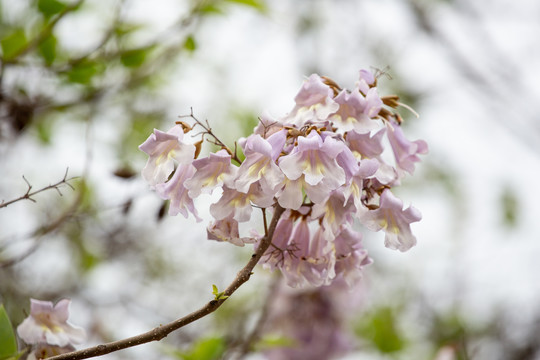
[17,299,86,347]
[156,163,201,221]
[329,88,382,133]
[386,121,428,175]
[210,183,274,222]
[359,189,422,251]
[139,125,195,186]
[356,69,376,95]
[279,131,345,188]
[235,130,286,194]
[287,74,339,126]
[207,216,255,247]
[333,226,372,287]
[184,149,237,198]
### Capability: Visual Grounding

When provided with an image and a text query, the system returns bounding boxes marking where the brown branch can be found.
[0,168,77,209]
[48,204,285,360]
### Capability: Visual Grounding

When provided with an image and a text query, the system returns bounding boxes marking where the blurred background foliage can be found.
[1,0,540,359]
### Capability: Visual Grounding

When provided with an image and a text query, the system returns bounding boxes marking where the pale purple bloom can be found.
[275,174,332,210]
[235,131,286,194]
[17,299,86,347]
[210,183,274,223]
[341,158,379,213]
[253,111,284,138]
[139,125,195,186]
[359,189,422,251]
[263,281,354,360]
[329,88,382,133]
[357,69,376,95]
[345,128,385,159]
[333,226,372,287]
[311,190,355,240]
[184,149,237,198]
[287,74,339,126]
[259,211,295,271]
[279,131,345,188]
[282,223,335,288]
[156,163,201,221]
[386,121,428,175]
[207,216,255,247]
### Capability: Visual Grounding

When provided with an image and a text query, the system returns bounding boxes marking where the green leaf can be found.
[177,337,226,360]
[0,304,18,360]
[38,34,57,65]
[63,60,102,84]
[120,47,152,68]
[183,35,197,52]
[254,335,296,350]
[1,29,27,60]
[224,0,267,13]
[355,307,406,353]
[37,0,67,18]
[212,284,218,296]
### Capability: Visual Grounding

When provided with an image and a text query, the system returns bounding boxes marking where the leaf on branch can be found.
[0,304,18,360]
[37,0,67,18]
[38,34,57,66]
[183,35,197,53]
[120,46,154,68]
[211,285,229,301]
[1,29,27,61]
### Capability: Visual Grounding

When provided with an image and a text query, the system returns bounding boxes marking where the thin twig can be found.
[47,204,285,360]
[0,168,77,209]
[179,108,243,165]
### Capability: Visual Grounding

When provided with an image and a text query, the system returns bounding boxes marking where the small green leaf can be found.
[224,0,267,13]
[38,34,57,65]
[176,337,226,360]
[120,47,152,68]
[0,304,18,360]
[63,60,102,84]
[37,0,67,17]
[355,307,406,353]
[1,29,27,60]
[183,35,196,52]
[212,284,218,296]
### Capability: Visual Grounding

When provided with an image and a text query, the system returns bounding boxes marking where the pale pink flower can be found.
[387,121,428,175]
[282,223,336,288]
[279,131,345,188]
[334,226,372,287]
[357,69,376,95]
[207,216,255,247]
[156,163,201,221]
[359,189,422,251]
[17,299,86,347]
[329,88,382,133]
[234,131,286,194]
[184,149,237,198]
[275,174,333,210]
[210,183,274,223]
[311,190,355,239]
[287,74,339,126]
[139,125,195,186]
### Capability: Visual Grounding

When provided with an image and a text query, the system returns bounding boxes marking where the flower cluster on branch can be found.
[140,69,428,288]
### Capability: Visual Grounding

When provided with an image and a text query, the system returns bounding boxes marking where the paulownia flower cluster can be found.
[140,70,428,288]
